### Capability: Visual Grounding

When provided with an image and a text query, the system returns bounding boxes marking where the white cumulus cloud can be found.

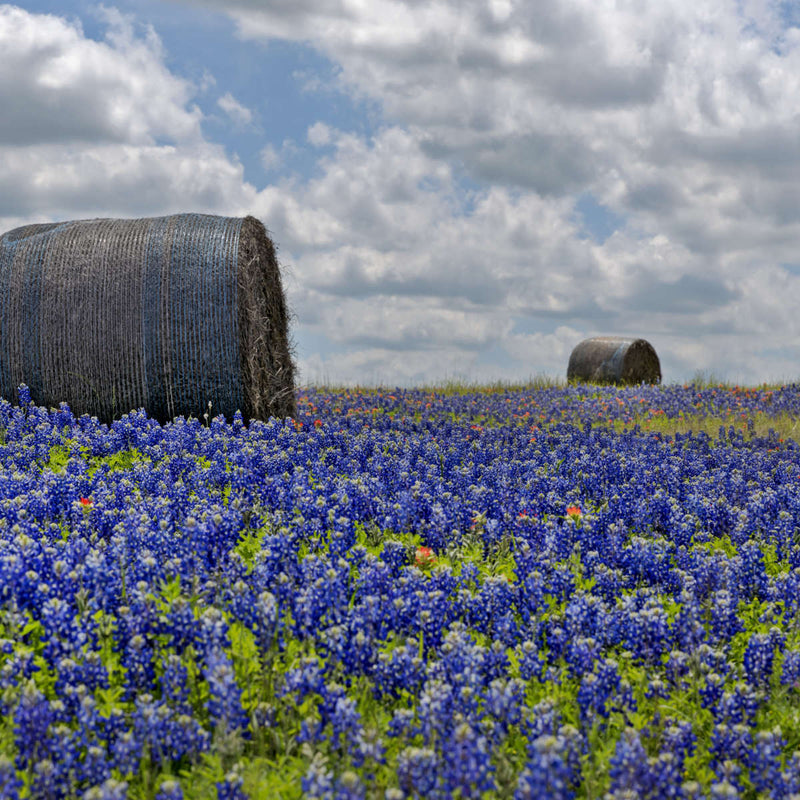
[216,91,255,127]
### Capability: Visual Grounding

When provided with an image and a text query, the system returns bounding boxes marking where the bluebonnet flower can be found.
[549,565,576,604]
[28,758,64,799]
[591,564,625,604]
[374,637,426,699]
[349,591,390,643]
[577,658,622,724]
[565,636,601,678]
[619,536,675,593]
[216,770,248,800]
[282,656,327,700]
[379,539,408,575]
[108,727,144,776]
[468,575,514,636]
[326,695,363,751]
[712,684,761,726]
[204,649,250,735]
[710,725,752,774]
[645,677,670,701]
[700,673,727,711]
[519,700,563,746]
[41,594,89,662]
[155,779,184,800]
[291,556,352,637]
[661,720,696,769]
[162,596,196,653]
[81,743,113,787]
[350,727,386,769]
[696,645,733,678]
[251,700,276,732]
[545,625,569,663]
[83,778,129,800]
[400,582,458,652]
[743,631,778,689]
[781,750,800,795]
[13,681,54,772]
[385,706,416,740]
[609,729,652,796]
[252,590,280,653]
[159,654,190,707]
[516,639,545,682]
[0,755,22,800]
[298,715,326,747]
[712,759,745,795]
[736,540,769,600]
[563,592,606,639]
[670,585,705,651]
[440,720,495,797]
[664,650,692,691]
[616,595,672,664]
[416,678,457,746]
[327,770,367,800]
[17,383,31,406]
[322,620,376,677]
[781,649,800,687]
[745,728,786,797]
[681,780,704,800]
[139,699,210,764]
[646,751,687,799]
[195,606,231,660]
[515,734,578,800]
[397,746,440,797]
[120,633,156,695]
[302,755,336,799]
[606,729,662,799]
[709,779,740,798]
[484,640,511,683]
[485,678,526,730]
[434,623,485,682]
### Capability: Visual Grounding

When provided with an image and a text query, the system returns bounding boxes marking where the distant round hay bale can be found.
[0,213,295,425]
[567,336,661,385]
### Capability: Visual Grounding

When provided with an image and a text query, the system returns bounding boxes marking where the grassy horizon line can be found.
[299,371,799,393]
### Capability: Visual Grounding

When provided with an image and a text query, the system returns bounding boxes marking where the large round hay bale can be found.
[0,213,295,425]
[567,336,661,385]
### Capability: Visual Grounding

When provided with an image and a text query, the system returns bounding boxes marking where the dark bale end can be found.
[237,215,296,421]
[0,213,295,425]
[567,336,661,385]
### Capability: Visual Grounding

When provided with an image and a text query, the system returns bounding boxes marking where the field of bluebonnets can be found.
[3,379,800,799]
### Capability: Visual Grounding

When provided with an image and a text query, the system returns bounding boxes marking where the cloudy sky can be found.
[3,1,800,386]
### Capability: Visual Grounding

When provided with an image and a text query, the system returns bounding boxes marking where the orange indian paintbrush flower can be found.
[415,546,436,570]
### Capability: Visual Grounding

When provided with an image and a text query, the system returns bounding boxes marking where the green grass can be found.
[607,410,800,442]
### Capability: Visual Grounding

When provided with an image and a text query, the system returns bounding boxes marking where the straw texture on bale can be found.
[567,336,661,385]
[0,213,295,425]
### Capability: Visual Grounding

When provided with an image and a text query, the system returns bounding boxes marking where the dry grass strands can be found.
[567,336,661,385]
[0,213,295,425]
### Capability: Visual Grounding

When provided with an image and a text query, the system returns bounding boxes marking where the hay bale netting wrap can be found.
[567,336,661,385]
[0,213,295,425]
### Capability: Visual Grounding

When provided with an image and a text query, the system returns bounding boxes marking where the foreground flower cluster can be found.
[1,382,800,798]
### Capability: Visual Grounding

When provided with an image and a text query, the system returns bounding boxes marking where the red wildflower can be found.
[566,505,581,518]
[415,546,436,570]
